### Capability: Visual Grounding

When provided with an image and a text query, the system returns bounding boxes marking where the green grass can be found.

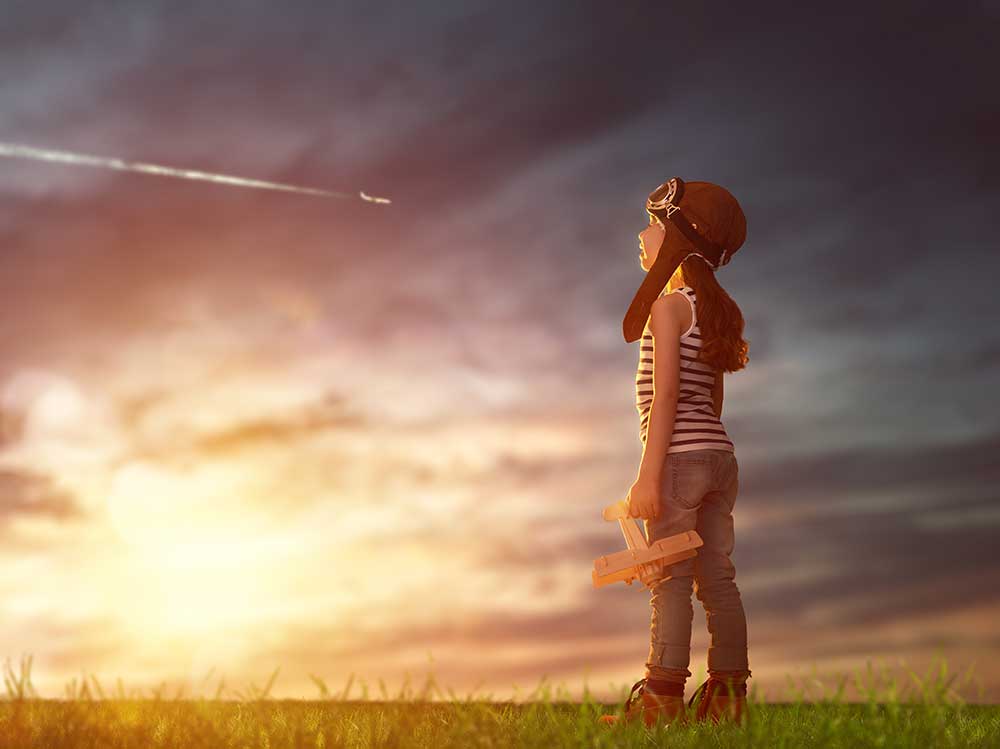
[1,654,997,747]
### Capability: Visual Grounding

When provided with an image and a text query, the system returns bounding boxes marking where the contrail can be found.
[0,142,392,204]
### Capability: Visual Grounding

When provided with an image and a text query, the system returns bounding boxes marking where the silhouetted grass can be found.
[1,653,997,747]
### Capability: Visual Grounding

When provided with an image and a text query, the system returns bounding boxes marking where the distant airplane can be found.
[0,142,391,205]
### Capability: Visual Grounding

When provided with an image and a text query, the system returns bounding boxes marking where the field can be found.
[1,655,998,748]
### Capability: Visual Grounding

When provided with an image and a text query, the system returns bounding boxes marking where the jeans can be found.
[642,448,750,684]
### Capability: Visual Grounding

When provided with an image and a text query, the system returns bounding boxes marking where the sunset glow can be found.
[1,3,996,706]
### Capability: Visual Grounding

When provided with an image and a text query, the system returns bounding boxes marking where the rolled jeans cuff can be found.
[645,664,692,683]
[646,641,692,681]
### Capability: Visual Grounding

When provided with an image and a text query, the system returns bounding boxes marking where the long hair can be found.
[666,256,749,373]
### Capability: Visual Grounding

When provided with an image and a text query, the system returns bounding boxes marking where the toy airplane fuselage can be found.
[592,499,703,590]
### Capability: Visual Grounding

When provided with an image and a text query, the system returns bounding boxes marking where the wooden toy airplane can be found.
[592,499,704,590]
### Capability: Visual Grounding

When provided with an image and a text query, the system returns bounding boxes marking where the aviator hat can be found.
[622,177,746,342]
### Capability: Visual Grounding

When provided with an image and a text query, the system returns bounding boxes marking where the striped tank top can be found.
[635,286,735,454]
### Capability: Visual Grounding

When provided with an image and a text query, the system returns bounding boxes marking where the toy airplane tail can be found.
[592,499,703,590]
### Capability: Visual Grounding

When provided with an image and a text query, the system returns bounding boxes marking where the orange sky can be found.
[1,2,998,704]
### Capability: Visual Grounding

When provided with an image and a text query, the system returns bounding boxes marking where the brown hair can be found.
[667,257,749,373]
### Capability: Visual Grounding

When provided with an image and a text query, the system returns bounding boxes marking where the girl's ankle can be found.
[707,669,750,695]
[644,677,684,697]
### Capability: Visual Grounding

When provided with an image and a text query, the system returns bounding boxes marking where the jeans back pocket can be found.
[668,452,715,510]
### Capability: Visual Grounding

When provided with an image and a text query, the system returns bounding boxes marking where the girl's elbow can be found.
[651,390,680,404]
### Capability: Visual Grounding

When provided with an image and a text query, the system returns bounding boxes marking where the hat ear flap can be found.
[622,243,685,342]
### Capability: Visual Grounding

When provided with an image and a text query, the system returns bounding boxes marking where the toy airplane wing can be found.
[592,499,703,590]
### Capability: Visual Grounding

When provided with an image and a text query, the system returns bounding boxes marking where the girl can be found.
[600,179,751,728]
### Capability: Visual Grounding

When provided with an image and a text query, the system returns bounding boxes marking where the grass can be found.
[1,654,997,747]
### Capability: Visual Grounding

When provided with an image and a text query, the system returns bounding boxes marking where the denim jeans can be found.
[642,448,750,684]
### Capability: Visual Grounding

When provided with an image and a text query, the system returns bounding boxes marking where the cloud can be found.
[0,467,84,525]
[739,429,1000,505]
[187,393,366,458]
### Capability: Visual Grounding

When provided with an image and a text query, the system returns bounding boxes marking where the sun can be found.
[104,459,289,638]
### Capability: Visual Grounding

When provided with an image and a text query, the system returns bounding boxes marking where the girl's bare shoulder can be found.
[649,290,689,337]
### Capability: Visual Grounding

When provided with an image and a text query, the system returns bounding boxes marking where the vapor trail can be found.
[0,142,391,204]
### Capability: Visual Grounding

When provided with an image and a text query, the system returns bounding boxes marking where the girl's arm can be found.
[636,294,685,483]
[713,370,724,418]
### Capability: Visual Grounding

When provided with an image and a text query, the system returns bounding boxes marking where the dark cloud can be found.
[0,403,28,446]
[739,429,1000,503]
[105,389,368,473]
[191,393,366,457]
[265,595,645,672]
[0,468,85,524]
[965,343,1000,370]
[736,508,1000,628]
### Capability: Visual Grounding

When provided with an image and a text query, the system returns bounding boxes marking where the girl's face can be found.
[638,212,666,272]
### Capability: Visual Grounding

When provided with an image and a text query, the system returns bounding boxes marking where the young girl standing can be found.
[600,179,751,728]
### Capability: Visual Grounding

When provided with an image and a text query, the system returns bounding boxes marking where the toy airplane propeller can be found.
[592,499,703,590]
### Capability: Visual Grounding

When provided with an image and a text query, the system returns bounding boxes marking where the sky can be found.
[1,1,999,703]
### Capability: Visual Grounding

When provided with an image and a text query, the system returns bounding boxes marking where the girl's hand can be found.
[627,474,660,520]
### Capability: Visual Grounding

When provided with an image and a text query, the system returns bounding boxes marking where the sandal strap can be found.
[688,676,748,720]
[687,679,709,710]
[623,677,647,712]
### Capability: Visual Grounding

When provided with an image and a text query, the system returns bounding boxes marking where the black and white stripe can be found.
[635,286,735,454]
